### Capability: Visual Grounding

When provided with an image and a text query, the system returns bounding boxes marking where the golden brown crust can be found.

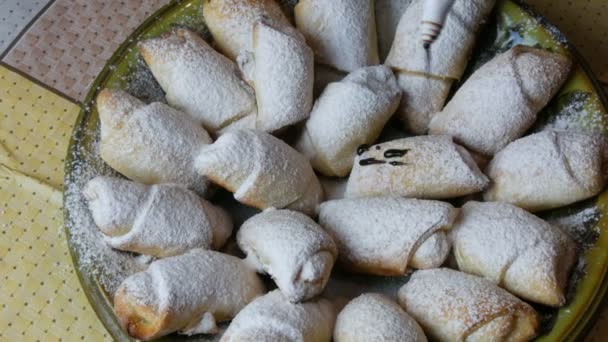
[114,287,168,341]
[202,0,290,60]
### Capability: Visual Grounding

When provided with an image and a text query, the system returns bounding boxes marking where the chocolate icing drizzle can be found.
[357,145,409,166]
[359,158,386,166]
[384,149,410,159]
[357,144,370,156]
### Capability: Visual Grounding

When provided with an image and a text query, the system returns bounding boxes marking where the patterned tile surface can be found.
[2,0,171,102]
[0,65,110,341]
[0,0,52,55]
[527,0,608,83]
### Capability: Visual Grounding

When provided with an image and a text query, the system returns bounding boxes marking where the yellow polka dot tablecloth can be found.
[0,0,607,341]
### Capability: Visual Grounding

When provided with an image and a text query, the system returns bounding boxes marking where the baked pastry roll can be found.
[202,0,290,61]
[238,209,337,302]
[114,249,265,340]
[195,129,323,216]
[138,29,256,133]
[451,201,576,306]
[398,269,539,342]
[96,88,210,195]
[345,135,489,199]
[375,0,412,61]
[83,176,232,257]
[484,130,608,212]
[236,21,314,132]
[318,197,457,275]
[429,46,572,156]
[294,0,379,72]
[334,293,427,342]
[386,0,496,134]
[221,290,336,342]
[295,65,401,177]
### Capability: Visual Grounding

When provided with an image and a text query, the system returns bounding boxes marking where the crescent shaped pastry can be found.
[195,129,323,216]
[428,45,572,156]
[318,197,457,275]
[237,209,337,302]
[138,29,256,133]
[451,201,577,306]
[334,293,427,342]
[96,88,211,195]
[114,249,265,341]
[345,135,489,199]
[386,0,497,134]
[232,21,314,133]
[295,65,401,177]
[484,130,608,212]
[294,0,379,72]
[220,290,336,342]
[398,269,539,342]
[83,176,232,257]
[202,0,290,61]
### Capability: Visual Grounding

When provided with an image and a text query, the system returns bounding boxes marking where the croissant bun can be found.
[221,290,336,342]
[429,45,572,156]
[195,129,323,216]
[138,29,256,133]
[294,0,379,72]
[399,269,539,342]
[114,249,265,341]
[238,209,337,302]
[96,88,211,195]
[228,21,314,133]
[334,293,427,342]
[318,197,457,275]
[345,135,489,200]
[451,201,577,306]
[83,176,232,257]
[202,0,291,61]
[484,130,608,212]
[295,65,401,177]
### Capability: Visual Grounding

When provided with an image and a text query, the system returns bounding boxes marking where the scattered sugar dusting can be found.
[547,204,602,247]
[64,120,151,294]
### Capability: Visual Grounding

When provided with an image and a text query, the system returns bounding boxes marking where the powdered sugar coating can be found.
[195,129,323,216]
[83,176,232,257]
[97,88,211,195]
[238,209,337,302]
[295,0,379,72]
[398,269,539,342]
[394,73,453,134]
[345,135,489,199]
[138,29,256,133]
[115,249,266,340]
[484,130,608,212]
[202,0,291,61]
[429,46,572,156]
[318,197,457,275]
[334,293,427,342]
[451,201,577,306]
[250,21,314,132]
[220,290,336,342]
[295,65,401,177]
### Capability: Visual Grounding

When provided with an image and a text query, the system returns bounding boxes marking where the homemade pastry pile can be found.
[82,0,608,341]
